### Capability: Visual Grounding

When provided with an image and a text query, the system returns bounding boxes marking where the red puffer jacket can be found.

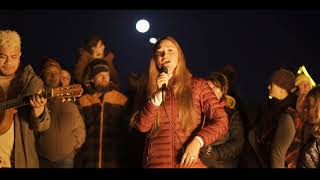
[135,78,228,168]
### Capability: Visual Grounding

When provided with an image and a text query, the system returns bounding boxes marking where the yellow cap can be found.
[295,74,312,86]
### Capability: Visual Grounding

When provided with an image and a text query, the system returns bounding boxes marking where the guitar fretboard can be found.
[0,90,51,111]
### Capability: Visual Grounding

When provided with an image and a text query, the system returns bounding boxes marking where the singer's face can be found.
[155,40,178,74]
[0,47,21,77]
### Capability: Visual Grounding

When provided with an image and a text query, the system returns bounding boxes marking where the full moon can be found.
[136,19,150,33]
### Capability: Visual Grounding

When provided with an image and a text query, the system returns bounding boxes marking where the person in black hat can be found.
[81,59,119,94]
[75,59,130,168]
[248,68,303,168]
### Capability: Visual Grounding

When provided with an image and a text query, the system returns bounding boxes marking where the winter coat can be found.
[5,65,51,168]
[36,99,86,162]
[134,77,228,168]
[249,94,303,168]
[298,137,320,168]
[200,96,245,168]
[76,90,129,168]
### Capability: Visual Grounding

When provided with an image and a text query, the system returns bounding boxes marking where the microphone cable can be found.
[161,100,185,155]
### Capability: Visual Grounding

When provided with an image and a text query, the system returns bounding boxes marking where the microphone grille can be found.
[160,66,168,74]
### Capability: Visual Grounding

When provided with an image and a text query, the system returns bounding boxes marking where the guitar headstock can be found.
[50,84,83,102]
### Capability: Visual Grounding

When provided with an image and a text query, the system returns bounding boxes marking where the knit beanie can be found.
[88,59,109,78]
[270,68,295,92]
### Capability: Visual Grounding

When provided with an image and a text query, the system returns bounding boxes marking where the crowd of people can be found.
[0,29,319,168]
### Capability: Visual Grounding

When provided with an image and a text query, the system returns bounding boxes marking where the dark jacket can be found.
[76,89,129,168]
[200,105,245,168]
[249,94,303,168]
[36,99,86,162]
[8,65,51,168]
[298,137,320,168]
[134,77,228,168]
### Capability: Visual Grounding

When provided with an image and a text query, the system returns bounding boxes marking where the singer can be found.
[131,36,228,168]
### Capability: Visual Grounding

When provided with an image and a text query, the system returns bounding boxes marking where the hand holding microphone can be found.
[151,66,169,106]
[156,66,169,90]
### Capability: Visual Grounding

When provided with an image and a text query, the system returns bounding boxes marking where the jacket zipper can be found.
[169,88,175,168]
[98,100,104,168]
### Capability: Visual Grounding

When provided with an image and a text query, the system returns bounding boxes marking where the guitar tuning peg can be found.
[62,98,66,102]
[68,98,72,102]
[73,97,76,101]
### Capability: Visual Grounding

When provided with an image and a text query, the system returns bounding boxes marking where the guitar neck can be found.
[0,90,51,111]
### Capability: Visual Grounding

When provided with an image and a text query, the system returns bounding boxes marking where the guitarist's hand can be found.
[30,89,47,118]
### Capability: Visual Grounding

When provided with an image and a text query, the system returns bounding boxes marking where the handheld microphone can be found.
[160,66,168,102]
[160,66,168,91]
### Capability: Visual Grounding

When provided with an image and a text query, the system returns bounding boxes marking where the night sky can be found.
[1,10,320,108]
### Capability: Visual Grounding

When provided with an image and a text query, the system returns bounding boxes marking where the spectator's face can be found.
[0,47,21,76]
[93,71,110,88]
[43,66,61,88]
[155,40,178,75]
[92,40,105,58]
[207,80,223,100]
[297,80,312,95]
[306,97,320,124]
[268,83,284,100]
[61,69,71,87]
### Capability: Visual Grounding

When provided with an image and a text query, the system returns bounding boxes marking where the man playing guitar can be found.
[0,30,51,168]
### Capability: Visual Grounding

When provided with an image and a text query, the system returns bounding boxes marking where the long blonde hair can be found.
[143,36,195,135]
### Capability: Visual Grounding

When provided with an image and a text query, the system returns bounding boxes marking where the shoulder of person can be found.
[78,48,91,59]
[104,50,115,62]
[103,90,128,106]
[225,106,240,117]
[17,64,36,77]
[78,93,97,106]
[79,48,89,55]
[191,77,207,87]
[225,106,242,124]
[16,65,44,94]
[280,107,303,130]
[284,107,301,122]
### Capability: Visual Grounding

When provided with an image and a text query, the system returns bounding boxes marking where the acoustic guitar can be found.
[0,84,83,135]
